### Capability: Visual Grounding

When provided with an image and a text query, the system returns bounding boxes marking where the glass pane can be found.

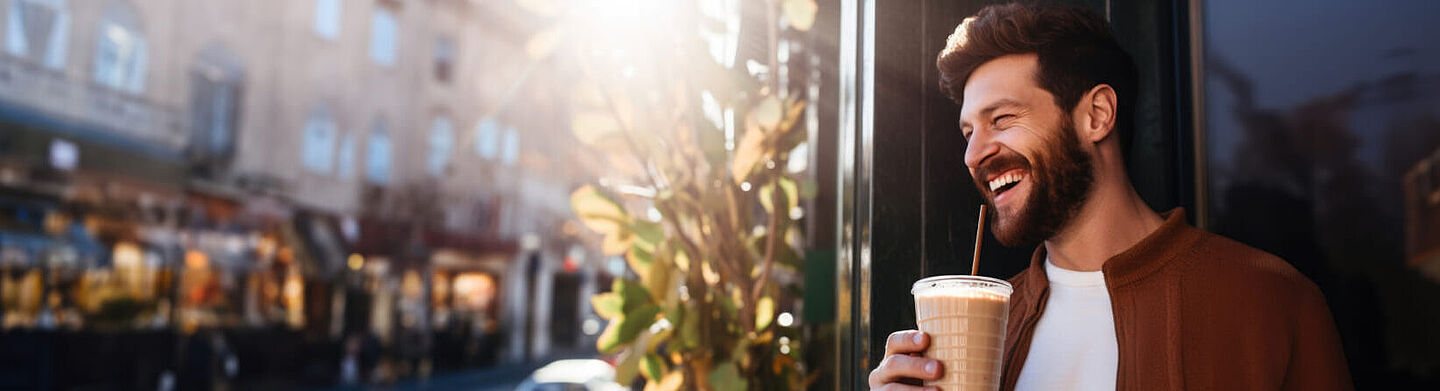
[313,0,341,39]
[1203,0,1440,387]
[427,117,453,176]
[0,1,841,389]
[369,9,396,66]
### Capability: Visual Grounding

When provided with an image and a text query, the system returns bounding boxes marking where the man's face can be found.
[960,54,1094,246]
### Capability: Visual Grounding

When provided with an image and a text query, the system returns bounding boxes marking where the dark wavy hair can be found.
[937,3,1138,157]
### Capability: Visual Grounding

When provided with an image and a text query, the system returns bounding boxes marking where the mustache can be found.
[972,151,1031,191]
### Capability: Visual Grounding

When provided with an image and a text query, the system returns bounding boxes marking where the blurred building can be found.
[0,0,604,385]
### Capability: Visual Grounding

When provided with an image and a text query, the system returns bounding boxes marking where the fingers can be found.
[885,330,929,355]
[870,383,937,391]
[869,354,943,388]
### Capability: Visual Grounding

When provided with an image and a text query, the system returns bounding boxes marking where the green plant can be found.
[561,1,820,389]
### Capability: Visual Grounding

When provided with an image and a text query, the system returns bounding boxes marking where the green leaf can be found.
[646,244,676,304]
[572,185,633,255]
[752,96,783,129]
[632,220,664,253]
[678,302,701,350]
[614,279,655,313]
[643,323,674,353]
[571,185,629,234]
[717,293,739,324]
[673,247,691,273]
[759,177,799,215]
[597,304,661,354]
[627,245,654,282]
[591,292,623,319]
[755,296,775,331]
[613,349,642,385]
[774,100,809,154]
[708,361,747,391]
[603,230,635,256]
[731,126,767,185]
[641,353,665,383]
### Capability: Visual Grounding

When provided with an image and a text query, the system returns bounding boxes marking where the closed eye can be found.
[993,114,1016,128]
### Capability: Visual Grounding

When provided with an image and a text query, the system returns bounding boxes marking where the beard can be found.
[972,116,1095,247]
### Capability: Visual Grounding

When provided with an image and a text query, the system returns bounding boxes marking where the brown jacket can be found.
[1001,209,1353,390]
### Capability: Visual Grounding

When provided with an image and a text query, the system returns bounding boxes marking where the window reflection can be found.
[1203,0,1440,387]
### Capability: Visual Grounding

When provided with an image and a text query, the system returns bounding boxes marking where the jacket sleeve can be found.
[1281,281,1354,391]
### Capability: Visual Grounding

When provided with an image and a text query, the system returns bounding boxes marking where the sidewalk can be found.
[318,350,601,391]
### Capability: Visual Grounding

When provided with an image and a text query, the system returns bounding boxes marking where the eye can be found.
[993,114,1016,128]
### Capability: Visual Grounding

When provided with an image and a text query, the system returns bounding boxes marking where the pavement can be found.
[316,351,601,391]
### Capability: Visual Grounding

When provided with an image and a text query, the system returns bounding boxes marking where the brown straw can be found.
[972,204,987,275]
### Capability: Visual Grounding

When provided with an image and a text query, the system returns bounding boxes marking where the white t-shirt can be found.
[1013,259,1119,391]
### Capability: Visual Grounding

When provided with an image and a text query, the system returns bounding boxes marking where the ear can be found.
[1074,84,1118,144]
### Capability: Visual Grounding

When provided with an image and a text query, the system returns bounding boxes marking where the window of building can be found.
[313,0,341,40]
[337,132,355,179]
[427,116,453,176]
[433,36,454,83]
[5,0,69,69]
[366,121,392,184]
[368,8,397,66]
[301,105,337,173]
[474,118,499,159]
[92,1,146,93]
[189,44,244,164]
[500,126,519,166]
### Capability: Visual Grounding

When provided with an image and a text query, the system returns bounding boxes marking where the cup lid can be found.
[911,275,1014,296]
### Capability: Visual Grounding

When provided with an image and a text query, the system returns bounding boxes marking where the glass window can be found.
[369,8,397,66]
[434,36,454,83]
[5,0,69,69]
[500,126,518,166]
[92,1,146,93]
[366,121,392,184]
[337,132,355,179]
[313,0,341,40]
[474,118,499,159]
[301,105,337,173]
[427,116,453,176]
[189,44,243,162]
[1202,0,1440,387]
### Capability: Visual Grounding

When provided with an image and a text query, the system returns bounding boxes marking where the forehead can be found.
[960,54,1050,118]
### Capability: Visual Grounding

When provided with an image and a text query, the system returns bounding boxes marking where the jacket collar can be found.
[1018,208,1197,297]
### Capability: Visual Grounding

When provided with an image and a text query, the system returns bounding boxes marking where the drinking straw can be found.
[972,204,987,275]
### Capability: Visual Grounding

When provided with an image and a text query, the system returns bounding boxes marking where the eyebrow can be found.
[960,98,1026,131]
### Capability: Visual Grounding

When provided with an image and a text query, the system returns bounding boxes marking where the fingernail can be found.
[913,333,924,344]
[925,361,938,374]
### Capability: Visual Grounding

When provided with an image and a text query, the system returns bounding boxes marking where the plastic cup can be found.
[911,275,1013,391]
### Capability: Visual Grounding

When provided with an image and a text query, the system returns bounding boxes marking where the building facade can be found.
[0,0,603,384]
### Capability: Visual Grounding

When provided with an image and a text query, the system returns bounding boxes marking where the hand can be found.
[868,330,943,390]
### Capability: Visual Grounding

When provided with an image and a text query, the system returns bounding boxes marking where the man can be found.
[868,3,1351,390]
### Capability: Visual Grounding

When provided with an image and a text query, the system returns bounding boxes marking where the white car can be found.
[514,359,628,391]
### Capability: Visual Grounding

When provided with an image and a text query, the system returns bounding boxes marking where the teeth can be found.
[988,172,1023,192]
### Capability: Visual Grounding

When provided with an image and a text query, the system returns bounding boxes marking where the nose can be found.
[964,128,999,170]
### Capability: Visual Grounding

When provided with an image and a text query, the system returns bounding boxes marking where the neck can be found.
[1043,172,1162,272]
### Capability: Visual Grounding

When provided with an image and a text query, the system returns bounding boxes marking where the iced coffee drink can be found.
[912,275,1013,391]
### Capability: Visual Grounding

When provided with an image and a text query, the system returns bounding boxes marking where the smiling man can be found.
[868,3,1352,391]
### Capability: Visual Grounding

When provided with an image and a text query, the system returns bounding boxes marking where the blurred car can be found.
[514,359,627,391]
